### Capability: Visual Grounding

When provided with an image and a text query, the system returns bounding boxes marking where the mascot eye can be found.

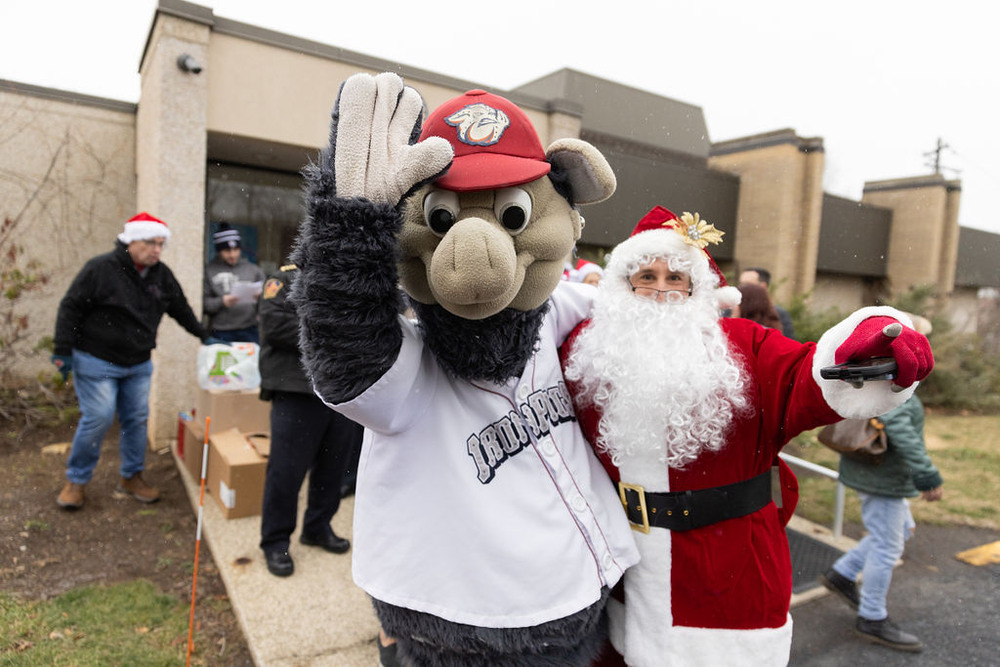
[494,188,532,235]
[423,189,461,236]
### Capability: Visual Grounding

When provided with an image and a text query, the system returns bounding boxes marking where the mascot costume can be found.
[290,72,639,666]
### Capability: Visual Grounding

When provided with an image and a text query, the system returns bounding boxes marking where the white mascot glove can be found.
[334,72,453,206]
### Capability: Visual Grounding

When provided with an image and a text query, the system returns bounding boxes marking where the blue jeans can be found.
[65,350,154,484]
[832,492,915,621]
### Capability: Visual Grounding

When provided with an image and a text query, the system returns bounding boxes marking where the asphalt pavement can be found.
[171,444,1000,666]
[790,522,1000,666]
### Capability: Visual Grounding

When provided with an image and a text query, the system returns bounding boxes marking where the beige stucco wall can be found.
[138,12,211,443]
[0,88,136,379]
[205,33,566,157]
[708,138,825,303]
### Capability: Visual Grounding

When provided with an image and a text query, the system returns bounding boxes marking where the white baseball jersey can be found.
[330,281,639,628]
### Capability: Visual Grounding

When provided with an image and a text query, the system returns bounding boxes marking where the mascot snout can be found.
[431,217,518,312]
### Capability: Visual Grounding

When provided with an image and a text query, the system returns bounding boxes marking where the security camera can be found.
[177,54,203,74]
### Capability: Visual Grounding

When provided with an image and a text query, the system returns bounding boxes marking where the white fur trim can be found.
[609,229,700,278]
[651,616,793,667]
[618,525,792,666]
[118,220,171,244]
[619,527,673,664]
[715,285,741,309]
[813,306,916,419]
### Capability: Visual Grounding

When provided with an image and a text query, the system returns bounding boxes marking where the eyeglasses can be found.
[628,284,692,303]
[141,240,167,248]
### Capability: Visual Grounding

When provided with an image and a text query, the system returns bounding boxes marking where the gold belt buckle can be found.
[618,482,650,534]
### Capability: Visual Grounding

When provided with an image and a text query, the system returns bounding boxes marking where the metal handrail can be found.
[778,452,846,540]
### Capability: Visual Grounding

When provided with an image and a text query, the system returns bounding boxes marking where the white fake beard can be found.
[565,287,751,470]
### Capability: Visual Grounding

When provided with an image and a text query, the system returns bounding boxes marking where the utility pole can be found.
[924,137,954,175]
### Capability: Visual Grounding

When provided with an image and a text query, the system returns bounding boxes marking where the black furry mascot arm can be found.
[289,73,453,404]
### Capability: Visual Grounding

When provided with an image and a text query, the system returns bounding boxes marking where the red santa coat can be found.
[562,317,841,666]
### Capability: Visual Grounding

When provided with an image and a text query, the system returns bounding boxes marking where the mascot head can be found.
[398,89,616,320]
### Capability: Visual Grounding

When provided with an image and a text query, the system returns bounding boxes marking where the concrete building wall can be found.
[0,84,137,379]
[137,11,211,442]
[811,274,874,314]
[946,286,982,335]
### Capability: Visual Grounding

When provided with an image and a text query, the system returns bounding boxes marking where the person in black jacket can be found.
[52,212,214,510]
[257,264,363,577]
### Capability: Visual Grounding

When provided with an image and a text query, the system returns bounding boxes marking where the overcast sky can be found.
[3,1,997,234]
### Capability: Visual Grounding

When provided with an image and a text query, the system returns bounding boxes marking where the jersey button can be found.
[602,553,613,569]
[517,384,530,401]
[540,439,556,456]
[571,494,587,512]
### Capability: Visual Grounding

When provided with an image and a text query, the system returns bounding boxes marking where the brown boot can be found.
[57,481,86,510]
[119,473,160,503]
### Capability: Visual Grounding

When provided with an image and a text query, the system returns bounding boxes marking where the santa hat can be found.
[117,212,171,245]
[573,260,604,283]
[606,206,740,309]
[420,89,551,191]
[212,222,241,252]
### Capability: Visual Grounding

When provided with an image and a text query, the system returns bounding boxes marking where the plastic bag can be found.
[197,342,261,390]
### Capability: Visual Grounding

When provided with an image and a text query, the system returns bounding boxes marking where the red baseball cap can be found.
[420,89,551,191]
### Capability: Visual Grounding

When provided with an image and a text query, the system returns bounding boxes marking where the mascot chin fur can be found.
[290,72,640,666]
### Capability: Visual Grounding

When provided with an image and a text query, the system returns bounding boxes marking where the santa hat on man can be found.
[573,260,604,283]
[604,205,741,309]
[117,212,171,244]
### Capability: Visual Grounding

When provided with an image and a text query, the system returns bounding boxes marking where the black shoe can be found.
[300,531,350,554]
[819,568,860,610]
[264,549,294,577]
[855,616,924,652]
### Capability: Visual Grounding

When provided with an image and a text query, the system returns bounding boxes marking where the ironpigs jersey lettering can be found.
[467,381,576,483]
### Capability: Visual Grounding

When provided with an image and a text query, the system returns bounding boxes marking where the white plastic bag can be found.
[197,342,261,390]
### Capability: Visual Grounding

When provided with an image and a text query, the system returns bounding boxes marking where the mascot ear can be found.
[546,138,616,205]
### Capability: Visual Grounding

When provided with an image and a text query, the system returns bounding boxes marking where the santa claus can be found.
[561,205,933,666]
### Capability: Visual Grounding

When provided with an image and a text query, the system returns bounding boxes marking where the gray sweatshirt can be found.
[203,255,265,332]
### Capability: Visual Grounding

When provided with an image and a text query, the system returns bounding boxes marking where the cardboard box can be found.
[206,427,267,519]
[245,432,271,458]
[181,418,207,482]
[194,387,271,435]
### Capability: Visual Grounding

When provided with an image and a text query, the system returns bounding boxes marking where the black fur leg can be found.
[372,590,608,667]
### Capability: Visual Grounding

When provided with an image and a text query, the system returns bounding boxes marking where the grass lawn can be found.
[787,412,1000,531]
[0,580,199,665]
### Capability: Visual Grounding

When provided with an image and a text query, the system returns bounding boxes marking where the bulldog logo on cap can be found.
[420,89,551,191]
[445,104,511,147]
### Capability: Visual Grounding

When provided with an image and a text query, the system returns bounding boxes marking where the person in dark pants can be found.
[257,264,362,577]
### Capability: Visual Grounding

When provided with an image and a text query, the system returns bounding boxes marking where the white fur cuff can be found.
[812,306,916,419]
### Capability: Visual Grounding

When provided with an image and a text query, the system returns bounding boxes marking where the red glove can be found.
[835,316,934,388]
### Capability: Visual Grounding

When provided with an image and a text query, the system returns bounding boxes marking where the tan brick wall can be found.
[862,178,955,297]
[708,136,824,304]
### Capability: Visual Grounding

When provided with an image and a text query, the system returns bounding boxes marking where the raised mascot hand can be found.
[333,72,453,206]
[835,316,933,388]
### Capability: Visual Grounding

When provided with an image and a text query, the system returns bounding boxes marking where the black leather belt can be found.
[618,470,772,533]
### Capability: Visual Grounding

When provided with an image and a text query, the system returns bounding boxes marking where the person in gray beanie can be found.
[203,222,265,343]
